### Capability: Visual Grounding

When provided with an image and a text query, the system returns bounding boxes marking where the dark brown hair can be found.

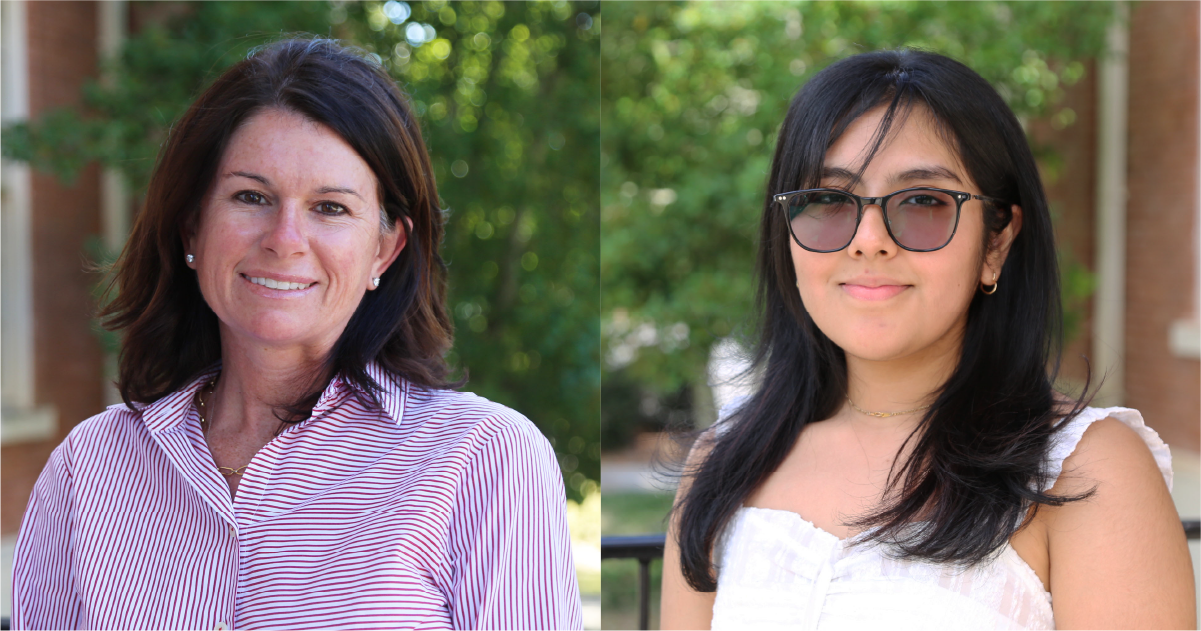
[102,38,455,410]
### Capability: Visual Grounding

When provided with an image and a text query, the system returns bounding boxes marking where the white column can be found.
[1092,2,1130,406]
[98,0,128,406]
[1,0,57,444]
[98,0,128,253]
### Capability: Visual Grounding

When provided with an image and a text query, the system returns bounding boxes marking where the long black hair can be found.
[674,49,1092,592]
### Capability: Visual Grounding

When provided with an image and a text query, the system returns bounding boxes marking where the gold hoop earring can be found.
[981,272,999,295]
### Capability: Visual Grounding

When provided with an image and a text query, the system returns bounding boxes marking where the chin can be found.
[841,346,911,363]
[826,327,914,362]
[234,313,328,347]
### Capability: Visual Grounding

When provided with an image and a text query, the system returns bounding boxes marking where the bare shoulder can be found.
[1043,416,1175,557]
[1049,416,1164,497]
[660,427,721,630]
[1042,415,1195,629]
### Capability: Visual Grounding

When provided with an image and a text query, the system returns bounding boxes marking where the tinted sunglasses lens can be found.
[886,189,958,250]
[787,191,858,251]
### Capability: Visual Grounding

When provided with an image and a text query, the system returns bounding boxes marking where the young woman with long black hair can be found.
[660,49,1195,629]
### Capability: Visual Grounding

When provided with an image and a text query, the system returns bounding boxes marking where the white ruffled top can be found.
[710,406,1173,630]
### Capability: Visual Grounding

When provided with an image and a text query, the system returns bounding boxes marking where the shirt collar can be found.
[139,365,221,434]
[357,361,408,427]
[137,362,407,433]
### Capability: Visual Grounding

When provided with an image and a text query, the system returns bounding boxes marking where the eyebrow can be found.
[225,171,365,201]
[228,171,269,185]
[315,185,365,201]
[820,165,964,188]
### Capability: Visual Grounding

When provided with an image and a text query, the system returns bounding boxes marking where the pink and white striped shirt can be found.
[13,364,582,630]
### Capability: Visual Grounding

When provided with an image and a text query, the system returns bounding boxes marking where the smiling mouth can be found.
[841,283,909,300]
[243,275,315,291]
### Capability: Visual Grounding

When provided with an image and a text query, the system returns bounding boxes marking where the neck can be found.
[209,326,332,436]
[843,331,962,432]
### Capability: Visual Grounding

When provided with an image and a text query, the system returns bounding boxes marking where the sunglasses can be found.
[774,187,1008,252]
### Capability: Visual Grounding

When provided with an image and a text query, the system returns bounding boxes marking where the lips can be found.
[839,276,910,301]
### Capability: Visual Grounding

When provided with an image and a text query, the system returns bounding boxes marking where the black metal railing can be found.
[602,520,1201,631]
[601,533,666,630]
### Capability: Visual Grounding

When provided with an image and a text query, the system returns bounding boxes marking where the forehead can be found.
[823,104,967,187]
[218,108,378,195]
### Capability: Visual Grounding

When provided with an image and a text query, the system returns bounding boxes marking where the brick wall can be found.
[1031,2,1200,453]
[1125,0,1201,453]
[1,2,104,535]
[1028,64,1099,387]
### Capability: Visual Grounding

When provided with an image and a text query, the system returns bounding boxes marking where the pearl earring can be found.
[186,254,195,264]
[373,277,381,287]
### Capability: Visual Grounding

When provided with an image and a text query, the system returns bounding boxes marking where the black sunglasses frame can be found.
[774,186,1009,253]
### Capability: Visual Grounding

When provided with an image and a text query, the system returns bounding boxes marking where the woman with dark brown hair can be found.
[12,39,581,630]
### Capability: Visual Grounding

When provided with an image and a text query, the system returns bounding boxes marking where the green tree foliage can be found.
[2,0,600,499]
[340,0,600,497]
[601,1,1113,403]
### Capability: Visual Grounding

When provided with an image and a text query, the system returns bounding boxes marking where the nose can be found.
[260,200,308,258]
[847,202,898,258]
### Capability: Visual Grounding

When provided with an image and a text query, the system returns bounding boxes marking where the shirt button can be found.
[229,526,236,537]
[215,622,230,630]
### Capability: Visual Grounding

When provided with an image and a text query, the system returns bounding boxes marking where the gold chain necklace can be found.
[846,397,931,418]
[197,376,250,477]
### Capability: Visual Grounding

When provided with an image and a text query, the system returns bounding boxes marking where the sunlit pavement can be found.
[601,461,676,494]
[600,431,681,495]
[582,593,601,630]
[1,536,11,620]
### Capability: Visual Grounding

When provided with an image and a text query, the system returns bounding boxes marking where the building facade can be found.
[3,1,109,535]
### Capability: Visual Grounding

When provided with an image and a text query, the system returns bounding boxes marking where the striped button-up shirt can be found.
[13,364,582,629]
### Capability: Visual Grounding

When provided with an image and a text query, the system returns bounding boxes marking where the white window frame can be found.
[2,0,57,444]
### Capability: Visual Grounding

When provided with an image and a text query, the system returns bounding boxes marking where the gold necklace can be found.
[197,376,250,477]
[846,397,931,418]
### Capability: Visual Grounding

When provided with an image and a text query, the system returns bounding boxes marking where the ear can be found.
[982,204,1022,284]
[368,215,412,290]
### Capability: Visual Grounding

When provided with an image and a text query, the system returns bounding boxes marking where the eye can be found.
[900,193,947,207]
[234,191,268,205]
[315,201,348,216]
